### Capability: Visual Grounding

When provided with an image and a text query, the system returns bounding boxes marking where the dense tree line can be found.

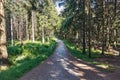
[0,0,61,63]
[57,0,120,57]
[5,0,60,43]
[0,0,120,64]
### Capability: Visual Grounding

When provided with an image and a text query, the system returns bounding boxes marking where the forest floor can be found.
[19,40,120,80]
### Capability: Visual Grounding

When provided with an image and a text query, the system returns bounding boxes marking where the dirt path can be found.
[19,40,118,80]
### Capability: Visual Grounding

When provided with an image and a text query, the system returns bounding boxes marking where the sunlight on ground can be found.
[15,55,27,61]
[50,71,61,77]
[91,48,102,53]
[59,58,85,76]
[73,62,106,77]
[0,65,8,71]
[96,64,109,69]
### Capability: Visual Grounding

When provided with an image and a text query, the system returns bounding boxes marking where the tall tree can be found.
[88,0,92,58]
[82,0,86,54]
[101,0,108,55]
[0,0,8,62]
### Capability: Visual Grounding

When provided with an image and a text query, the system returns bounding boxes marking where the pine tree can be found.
[0,0,8,63]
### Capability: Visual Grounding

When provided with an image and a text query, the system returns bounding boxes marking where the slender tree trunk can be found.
[17,20,19,39]
[102,0,108,55]
[0,0,8,61]
[42,26,45,43]
[20,17,23,45]
[26,15,29,40]
[82,0,86,54]
[88,0,91,58]
[101,0,106,55]
[32,10,35,42]
[10,14,14,46]
[114,0,117,49]
[18,17,22,44]
[114,0,117,16]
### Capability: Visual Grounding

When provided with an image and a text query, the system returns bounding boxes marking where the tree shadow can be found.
[54,53,108,80]
[21,40,111,80]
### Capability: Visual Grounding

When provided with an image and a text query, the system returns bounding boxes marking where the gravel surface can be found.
[19,40,119,80]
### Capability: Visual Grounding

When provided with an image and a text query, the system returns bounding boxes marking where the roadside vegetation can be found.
[0,39,56,80]
[64,40,119,72]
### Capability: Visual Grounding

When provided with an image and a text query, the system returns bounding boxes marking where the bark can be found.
[101,0,108,55]
[10,14,14,46]
[82,0,86,54]
[88,0,91,58]
[32,10,35,42]
[114,0,117,16]
[114,0,118,48]
[26,15,29,40]
[17,20,19,39]
[20,17,23,45]
[101,0,106,55]
[42,26,45,43]
[0,0,8,61]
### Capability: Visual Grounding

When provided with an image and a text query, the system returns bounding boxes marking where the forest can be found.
[0,0,120,80]
[58,0,120,57]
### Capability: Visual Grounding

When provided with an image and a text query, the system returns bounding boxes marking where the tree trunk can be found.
[20,17,23,45]
[101,0,107,55]
[10,14,14,46]
[82,0,86,54]
[42,26,45,43]
[26,15,29,40]
[88,0,91,58]
[114,0,117,16]
[0,0,8,62]
[32,10,35,42]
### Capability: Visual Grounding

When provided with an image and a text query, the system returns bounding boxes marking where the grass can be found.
[0,39,57,80]
[63,40,112,71]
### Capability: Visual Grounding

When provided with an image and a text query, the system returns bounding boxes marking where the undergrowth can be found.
[64,40,112,71]
[0,39,56,80]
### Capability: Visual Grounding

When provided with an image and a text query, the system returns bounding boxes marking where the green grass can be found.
[0,39,56,80]
[64,40,112,70]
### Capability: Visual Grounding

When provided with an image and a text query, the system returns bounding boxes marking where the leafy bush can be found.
[7,45,22,56]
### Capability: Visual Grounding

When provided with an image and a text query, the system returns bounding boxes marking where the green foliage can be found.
[37,0,63,39]
[63,40,111,67]
[7,45,22,56]
[0,40,56,80]
[58,0,120,57]
[60,16,73,31]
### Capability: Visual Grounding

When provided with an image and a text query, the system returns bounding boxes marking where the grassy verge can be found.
[64,40,113,71]
[0,39,56,80]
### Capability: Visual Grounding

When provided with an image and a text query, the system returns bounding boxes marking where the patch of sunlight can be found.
[74,63,95,70]
[26,40,42,44]
[97,73,106,77]
[47,61,54,65]
[15,40,42,46]
[60,58,85,77]
[44,42,50,45]
[96,64,109,69]
[91,48,101,53]
[50,71,61,77]
[74,63,88,67]
[81,79,87,80]
[41,54,47,58]
[70,46,75,49]
[67,68,85,76]
[53,37,58,41]
[0,65,8,71]
[15,55,27,61]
